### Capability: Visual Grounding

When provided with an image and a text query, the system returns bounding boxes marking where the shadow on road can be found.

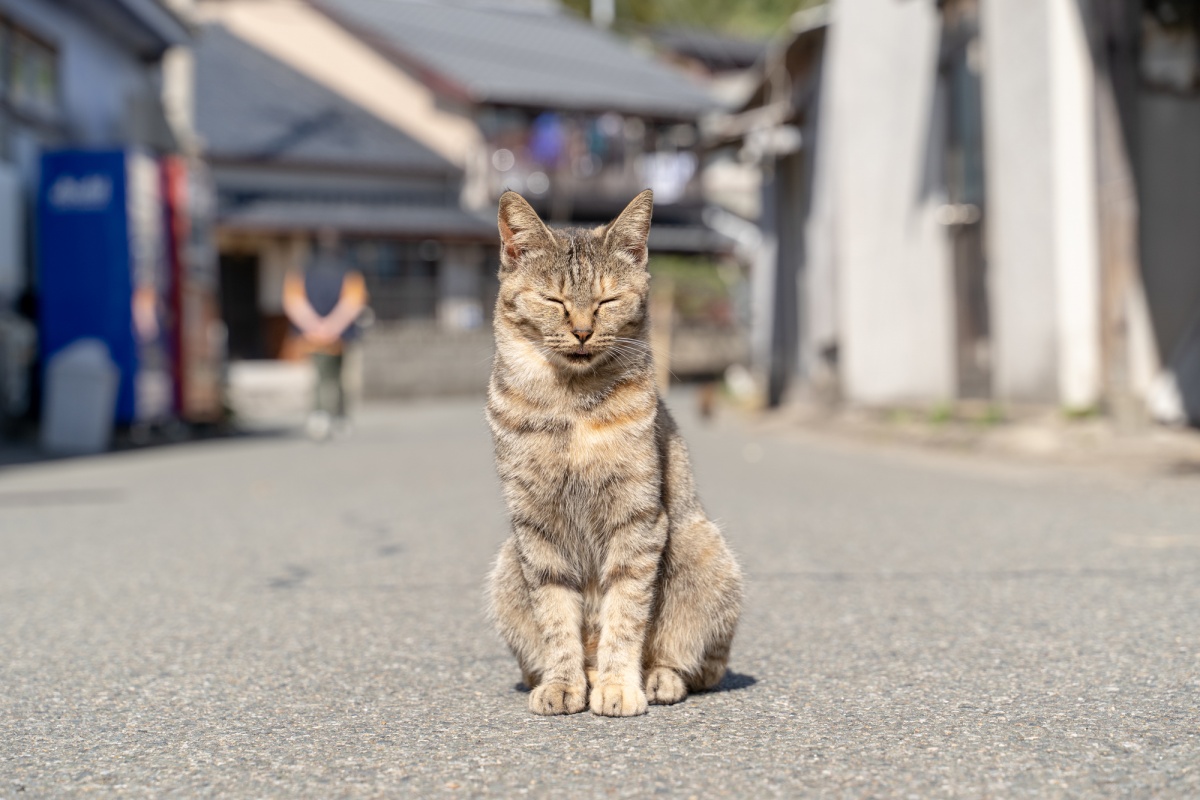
[711,670,757,693]
[511,670,757,695]
[0,425,295,472]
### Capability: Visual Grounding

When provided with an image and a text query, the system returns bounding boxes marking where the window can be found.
[346,240,440,322]
[1,18,58,117]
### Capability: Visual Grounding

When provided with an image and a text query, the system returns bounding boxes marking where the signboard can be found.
[38,149,172,425]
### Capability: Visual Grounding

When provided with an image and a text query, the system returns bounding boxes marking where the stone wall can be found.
[362,322,494,398]
[362,322,748,398]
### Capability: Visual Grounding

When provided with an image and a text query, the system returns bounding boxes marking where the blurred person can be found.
[282,229,368,440]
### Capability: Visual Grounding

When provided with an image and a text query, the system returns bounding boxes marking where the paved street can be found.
[2,395,1199,798]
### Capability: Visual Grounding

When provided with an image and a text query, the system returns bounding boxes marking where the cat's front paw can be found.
[645,666,687,705]
[529,682,587,715]
[590,681,648,717]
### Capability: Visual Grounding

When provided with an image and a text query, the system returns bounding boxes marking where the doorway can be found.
[940,0,992,399]
[218,253,265,360]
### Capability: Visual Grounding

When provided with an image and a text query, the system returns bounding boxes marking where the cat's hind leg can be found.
[486,537,544,689]
[487,536,588,714]
[643,515,742,702]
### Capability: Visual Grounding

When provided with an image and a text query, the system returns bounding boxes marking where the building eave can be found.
[59,0,191,59]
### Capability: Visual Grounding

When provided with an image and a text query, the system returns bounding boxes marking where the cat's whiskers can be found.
[612,337,682,384]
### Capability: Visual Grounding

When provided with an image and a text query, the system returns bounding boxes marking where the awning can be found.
[220,199,735,255]
[218,200,497,242]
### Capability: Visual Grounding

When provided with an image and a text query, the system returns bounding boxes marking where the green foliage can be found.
[927,403,954,425]
[562,0,824,37]
[979,405,1006,426]
[647,255,739,326]
[1062,405,1100,421]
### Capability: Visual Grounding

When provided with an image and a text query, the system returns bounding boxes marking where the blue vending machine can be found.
[38,149,172,426]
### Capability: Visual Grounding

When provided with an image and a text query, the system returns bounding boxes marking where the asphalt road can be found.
[2,395,1199,798]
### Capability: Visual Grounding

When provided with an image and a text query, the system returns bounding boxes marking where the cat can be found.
[485,189,743,717]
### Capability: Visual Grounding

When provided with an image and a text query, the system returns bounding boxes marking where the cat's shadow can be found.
[513,670,757,695]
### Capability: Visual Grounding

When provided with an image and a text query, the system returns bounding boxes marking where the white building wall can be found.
[983,0,1102,408]
[1049,0,1102,409]
[981,0,1059,403]
[825,0,955,405]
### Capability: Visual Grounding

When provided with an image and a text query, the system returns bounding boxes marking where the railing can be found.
[479,109,703,212]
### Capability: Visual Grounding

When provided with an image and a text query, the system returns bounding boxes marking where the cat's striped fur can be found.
[485,190,743,717]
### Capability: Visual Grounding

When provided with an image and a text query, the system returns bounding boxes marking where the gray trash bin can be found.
[40,338,119,454]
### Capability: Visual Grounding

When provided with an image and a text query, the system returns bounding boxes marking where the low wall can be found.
[361,322,750,399]
[363,323,494,398]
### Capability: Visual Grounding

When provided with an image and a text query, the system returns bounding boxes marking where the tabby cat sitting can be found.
[486,190,743,717]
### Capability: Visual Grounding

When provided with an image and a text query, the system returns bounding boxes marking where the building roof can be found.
[315,0,717,119]
[649,27,768,73]
[193,23,458,175]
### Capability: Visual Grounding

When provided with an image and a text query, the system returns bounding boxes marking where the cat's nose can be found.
[572,328,593,344]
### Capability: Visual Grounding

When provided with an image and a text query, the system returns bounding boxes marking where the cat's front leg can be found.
[526,582,588,715]
[516,533,588,715]
[590,510,668,717]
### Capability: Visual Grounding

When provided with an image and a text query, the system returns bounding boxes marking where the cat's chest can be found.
[492,399,655,477]
[561,409,654,471]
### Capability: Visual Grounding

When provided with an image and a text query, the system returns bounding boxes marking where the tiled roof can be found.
[194,23,458,174]
[316,0,716,119]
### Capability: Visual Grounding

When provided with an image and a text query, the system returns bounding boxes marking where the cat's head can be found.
[494,190,653,374]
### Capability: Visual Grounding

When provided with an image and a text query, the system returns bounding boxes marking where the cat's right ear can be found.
[498,191,553,274]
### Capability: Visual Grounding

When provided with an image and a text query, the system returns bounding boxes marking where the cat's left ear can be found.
[498,191,554,274]
[603,189,653,269]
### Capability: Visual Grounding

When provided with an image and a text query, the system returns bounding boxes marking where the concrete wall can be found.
[981,0,1058,403]
[824,0,955,405]
[983,0,1102,409]
[363,323,493,398]
[360,322,743,399]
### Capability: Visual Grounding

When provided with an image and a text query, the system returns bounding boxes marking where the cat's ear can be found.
[603,189,653,268]
[498,191,553,273]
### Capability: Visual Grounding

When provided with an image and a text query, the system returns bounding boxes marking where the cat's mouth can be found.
[564,348,594,363]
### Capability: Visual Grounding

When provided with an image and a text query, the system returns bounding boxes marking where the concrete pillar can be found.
[826,0,955,405]
[982,0,1101,409]
[1049,0,1102,410]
